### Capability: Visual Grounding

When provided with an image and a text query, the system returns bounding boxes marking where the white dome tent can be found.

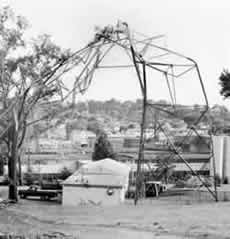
[62,158,130,206]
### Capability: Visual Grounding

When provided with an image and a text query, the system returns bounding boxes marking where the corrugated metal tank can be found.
[223,136,230,182]
[211,136,230,183]
[211,136,224,179]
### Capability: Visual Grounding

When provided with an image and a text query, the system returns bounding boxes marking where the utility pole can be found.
[130,45,147,205]
[8,108,18,201]
[134,62,147,205]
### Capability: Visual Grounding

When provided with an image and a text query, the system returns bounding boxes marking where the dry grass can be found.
[1,187,230,238]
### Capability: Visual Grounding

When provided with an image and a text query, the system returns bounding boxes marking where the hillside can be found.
[26,99,230,139]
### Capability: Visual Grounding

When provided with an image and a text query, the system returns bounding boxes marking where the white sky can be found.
[2,0,230,107]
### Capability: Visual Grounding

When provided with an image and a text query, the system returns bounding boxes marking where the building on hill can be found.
[21,150,92,165]
[125,127,140,137]
[107,134,125,151]
[117,149,211,176]
[174,135,210,153]
[123,137,140,148]
[69,129,96,147]
[47,123,66,140]
[25,138,77,154]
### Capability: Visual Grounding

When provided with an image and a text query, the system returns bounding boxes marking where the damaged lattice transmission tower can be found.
[68,21,217,204]
[0,18,218,203]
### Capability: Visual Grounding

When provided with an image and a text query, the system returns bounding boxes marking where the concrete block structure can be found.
[62,158,130,206]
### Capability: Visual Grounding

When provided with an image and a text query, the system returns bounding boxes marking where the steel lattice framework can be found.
[0,21,218,203]
[53,21,217,203]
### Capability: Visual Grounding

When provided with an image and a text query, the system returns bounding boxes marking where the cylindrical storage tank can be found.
[211,136,224,179]
[223,136,230,183]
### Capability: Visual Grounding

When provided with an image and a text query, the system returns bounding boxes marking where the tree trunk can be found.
[0,156,4,176]
[8,121,18,202]
[18,155,22,186]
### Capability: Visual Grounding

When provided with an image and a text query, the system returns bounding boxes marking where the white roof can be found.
[79,158,130,175]
[63,158,130,186]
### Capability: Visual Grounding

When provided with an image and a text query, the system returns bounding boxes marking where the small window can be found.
[106,187,114,196]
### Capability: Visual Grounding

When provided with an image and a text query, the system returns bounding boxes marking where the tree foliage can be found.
[0,6,75,201]
[59,167,72,180]
[219,69,230,99]
[0,6,70,144]
[87,118,104,135]
[92,133,115,161]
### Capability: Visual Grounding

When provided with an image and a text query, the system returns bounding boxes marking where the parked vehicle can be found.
[18,185,62,200]
[0,176,9,185]
[126,181,166,198]
[40,180,63,190]
[145,181,166,197]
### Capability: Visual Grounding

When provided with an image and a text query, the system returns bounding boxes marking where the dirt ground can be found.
[1,187,230,239]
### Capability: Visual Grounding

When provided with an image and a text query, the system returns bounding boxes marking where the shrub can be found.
[59,167,72,180]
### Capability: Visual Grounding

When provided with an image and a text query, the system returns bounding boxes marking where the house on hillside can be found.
[108,134,125,151]
[174,135,210,153]
[25,138,76,153]
[47,123,66,140]
[69,130,96,147]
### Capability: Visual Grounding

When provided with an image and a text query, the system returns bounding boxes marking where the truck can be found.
[18,185,62,201]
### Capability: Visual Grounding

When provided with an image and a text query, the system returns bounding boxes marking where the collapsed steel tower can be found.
[56,21,217,204]
[0,21,216,203]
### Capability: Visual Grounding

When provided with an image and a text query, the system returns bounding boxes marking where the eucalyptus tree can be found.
[0,6,80,201]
